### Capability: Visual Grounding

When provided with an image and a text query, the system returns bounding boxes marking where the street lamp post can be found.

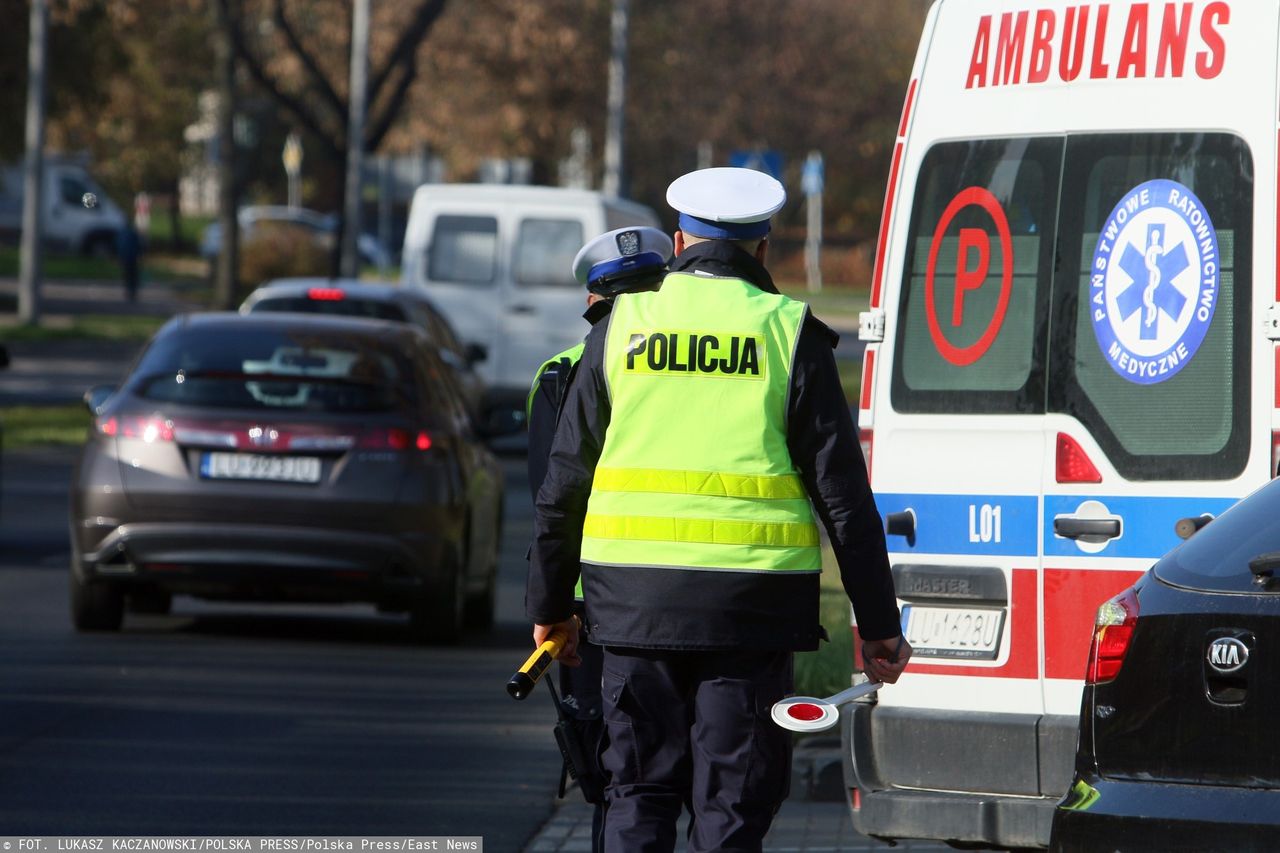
[18,0,49,325]
[341,0,371,278]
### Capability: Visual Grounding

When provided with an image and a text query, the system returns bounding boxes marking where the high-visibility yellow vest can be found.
[526,342,586,423]
[528,341,588,601]
[581,271,820,574]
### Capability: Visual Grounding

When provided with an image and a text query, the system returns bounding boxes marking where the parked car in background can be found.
[1050,479,1280,851]
[400,184,659,416]
[0,157,127,256]
[70,313,506,642]
[240,278,487,419]
[200,206,392,269]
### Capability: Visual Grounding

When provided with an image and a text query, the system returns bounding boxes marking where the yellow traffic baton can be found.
[506,626,571,700]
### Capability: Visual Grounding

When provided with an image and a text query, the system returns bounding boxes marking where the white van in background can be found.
[848,0,1266,848]
[400,184,659,413]
[0,157,127,256]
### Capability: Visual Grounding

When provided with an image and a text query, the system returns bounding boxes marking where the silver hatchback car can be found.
[70,313,505,642]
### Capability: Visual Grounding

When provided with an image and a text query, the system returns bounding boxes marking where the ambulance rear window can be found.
[891,138,1060,414]
[1048,133,1251,481]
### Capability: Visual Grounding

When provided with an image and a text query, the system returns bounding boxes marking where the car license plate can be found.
[902,604,1005,660]
[200,452,322,484]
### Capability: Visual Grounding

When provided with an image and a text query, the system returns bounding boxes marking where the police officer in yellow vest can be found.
[526,226,672,853]
[529,167,911,852]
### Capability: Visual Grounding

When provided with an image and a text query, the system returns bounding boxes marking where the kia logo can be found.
[1207,637,1249,674]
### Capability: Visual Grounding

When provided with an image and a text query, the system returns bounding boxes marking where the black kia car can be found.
[1051,478,1280,851]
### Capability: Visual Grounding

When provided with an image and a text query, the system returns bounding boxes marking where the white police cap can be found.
[572,226,674,290]
[666,167,787,240]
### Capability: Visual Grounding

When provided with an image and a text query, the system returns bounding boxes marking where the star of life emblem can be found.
[1089,178,1220,385]
[616,230,640,256]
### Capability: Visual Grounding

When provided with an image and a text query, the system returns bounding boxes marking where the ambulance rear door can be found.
[1038,16,1277,749]
[873,132,1057,799]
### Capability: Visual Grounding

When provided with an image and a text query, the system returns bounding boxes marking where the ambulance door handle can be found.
[1053,517,1121,541]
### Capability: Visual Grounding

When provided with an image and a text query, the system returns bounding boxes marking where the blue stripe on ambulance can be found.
[876,494,1037,556]
[1043,495,1239,560]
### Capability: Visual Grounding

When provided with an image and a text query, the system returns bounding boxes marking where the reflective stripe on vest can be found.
[582,272,819,574]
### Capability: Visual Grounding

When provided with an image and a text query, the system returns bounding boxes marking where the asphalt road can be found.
[0,445,562,844]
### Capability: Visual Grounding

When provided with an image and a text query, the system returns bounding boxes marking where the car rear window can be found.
[133,326,413,413]
[248,296,407,323]
[513,218,583,287]
[428,215,498,284]
[1157,479,1280,593]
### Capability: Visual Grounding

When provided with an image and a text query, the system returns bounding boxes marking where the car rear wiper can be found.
[1247,552,1280,589]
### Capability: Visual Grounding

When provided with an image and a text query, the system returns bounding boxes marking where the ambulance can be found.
[846,1,1269,847]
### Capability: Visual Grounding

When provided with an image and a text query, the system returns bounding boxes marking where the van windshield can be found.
[428,215,498,284]
[891,132,1252,481]
[514,218,583,287]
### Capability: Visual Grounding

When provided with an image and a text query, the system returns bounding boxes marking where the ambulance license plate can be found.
[901,605,1005,660]
[201,452,321,484]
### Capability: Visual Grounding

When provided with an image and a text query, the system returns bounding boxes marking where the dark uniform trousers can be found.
[599,646,793,853]
[560,615,607,851]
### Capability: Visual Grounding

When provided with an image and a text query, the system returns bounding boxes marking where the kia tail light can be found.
[1085,586,1139,684]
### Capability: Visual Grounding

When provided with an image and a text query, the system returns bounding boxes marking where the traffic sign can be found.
[802,151,824,196]
[729,149,783,180]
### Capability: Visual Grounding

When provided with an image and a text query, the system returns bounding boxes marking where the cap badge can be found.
[616,230,640,256]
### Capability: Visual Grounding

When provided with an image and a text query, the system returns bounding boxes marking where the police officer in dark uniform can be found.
[526,226,673,853]
[528,168,911,852]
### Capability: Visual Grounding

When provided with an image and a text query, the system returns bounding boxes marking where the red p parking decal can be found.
[924,187,1013,366]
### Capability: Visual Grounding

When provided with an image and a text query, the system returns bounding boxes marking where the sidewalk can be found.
[522,740,950,853]
[0,278,201,406]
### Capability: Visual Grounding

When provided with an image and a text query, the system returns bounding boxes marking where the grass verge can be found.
[793,547,856,700]
[0,313,166,343]
[1,405,90,448]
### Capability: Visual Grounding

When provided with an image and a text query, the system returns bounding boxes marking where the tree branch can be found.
[215,0,344,159]
[368,0,447,107]
[272,0,346,127]
[366,56,418,152]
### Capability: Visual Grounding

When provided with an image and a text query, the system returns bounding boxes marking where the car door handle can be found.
[1053,517,1121,540]
[509,304,535,315]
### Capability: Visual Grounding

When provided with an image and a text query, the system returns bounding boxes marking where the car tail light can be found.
[859,429,873,481]
[358,428,432,451]
[308,287,346,301]
[1056,432,1102,483]
[1086,586,1139,684]
[97,415,174,443]
[1272,431,1280,478]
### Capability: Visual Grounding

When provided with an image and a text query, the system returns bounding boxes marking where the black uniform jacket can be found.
[528,241,900,651]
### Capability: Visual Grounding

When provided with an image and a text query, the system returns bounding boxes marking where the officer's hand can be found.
[533,618,581,667]
[862,634,912,684]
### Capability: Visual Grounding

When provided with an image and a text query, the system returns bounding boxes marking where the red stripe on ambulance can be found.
[1044,568,1143,680]
[965,2,1230,90]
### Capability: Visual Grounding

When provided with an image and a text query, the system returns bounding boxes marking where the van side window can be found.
[1049,133,1252,481]
[891,138,1060,414]
[428,215,498,284]
[513,218,583,287]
